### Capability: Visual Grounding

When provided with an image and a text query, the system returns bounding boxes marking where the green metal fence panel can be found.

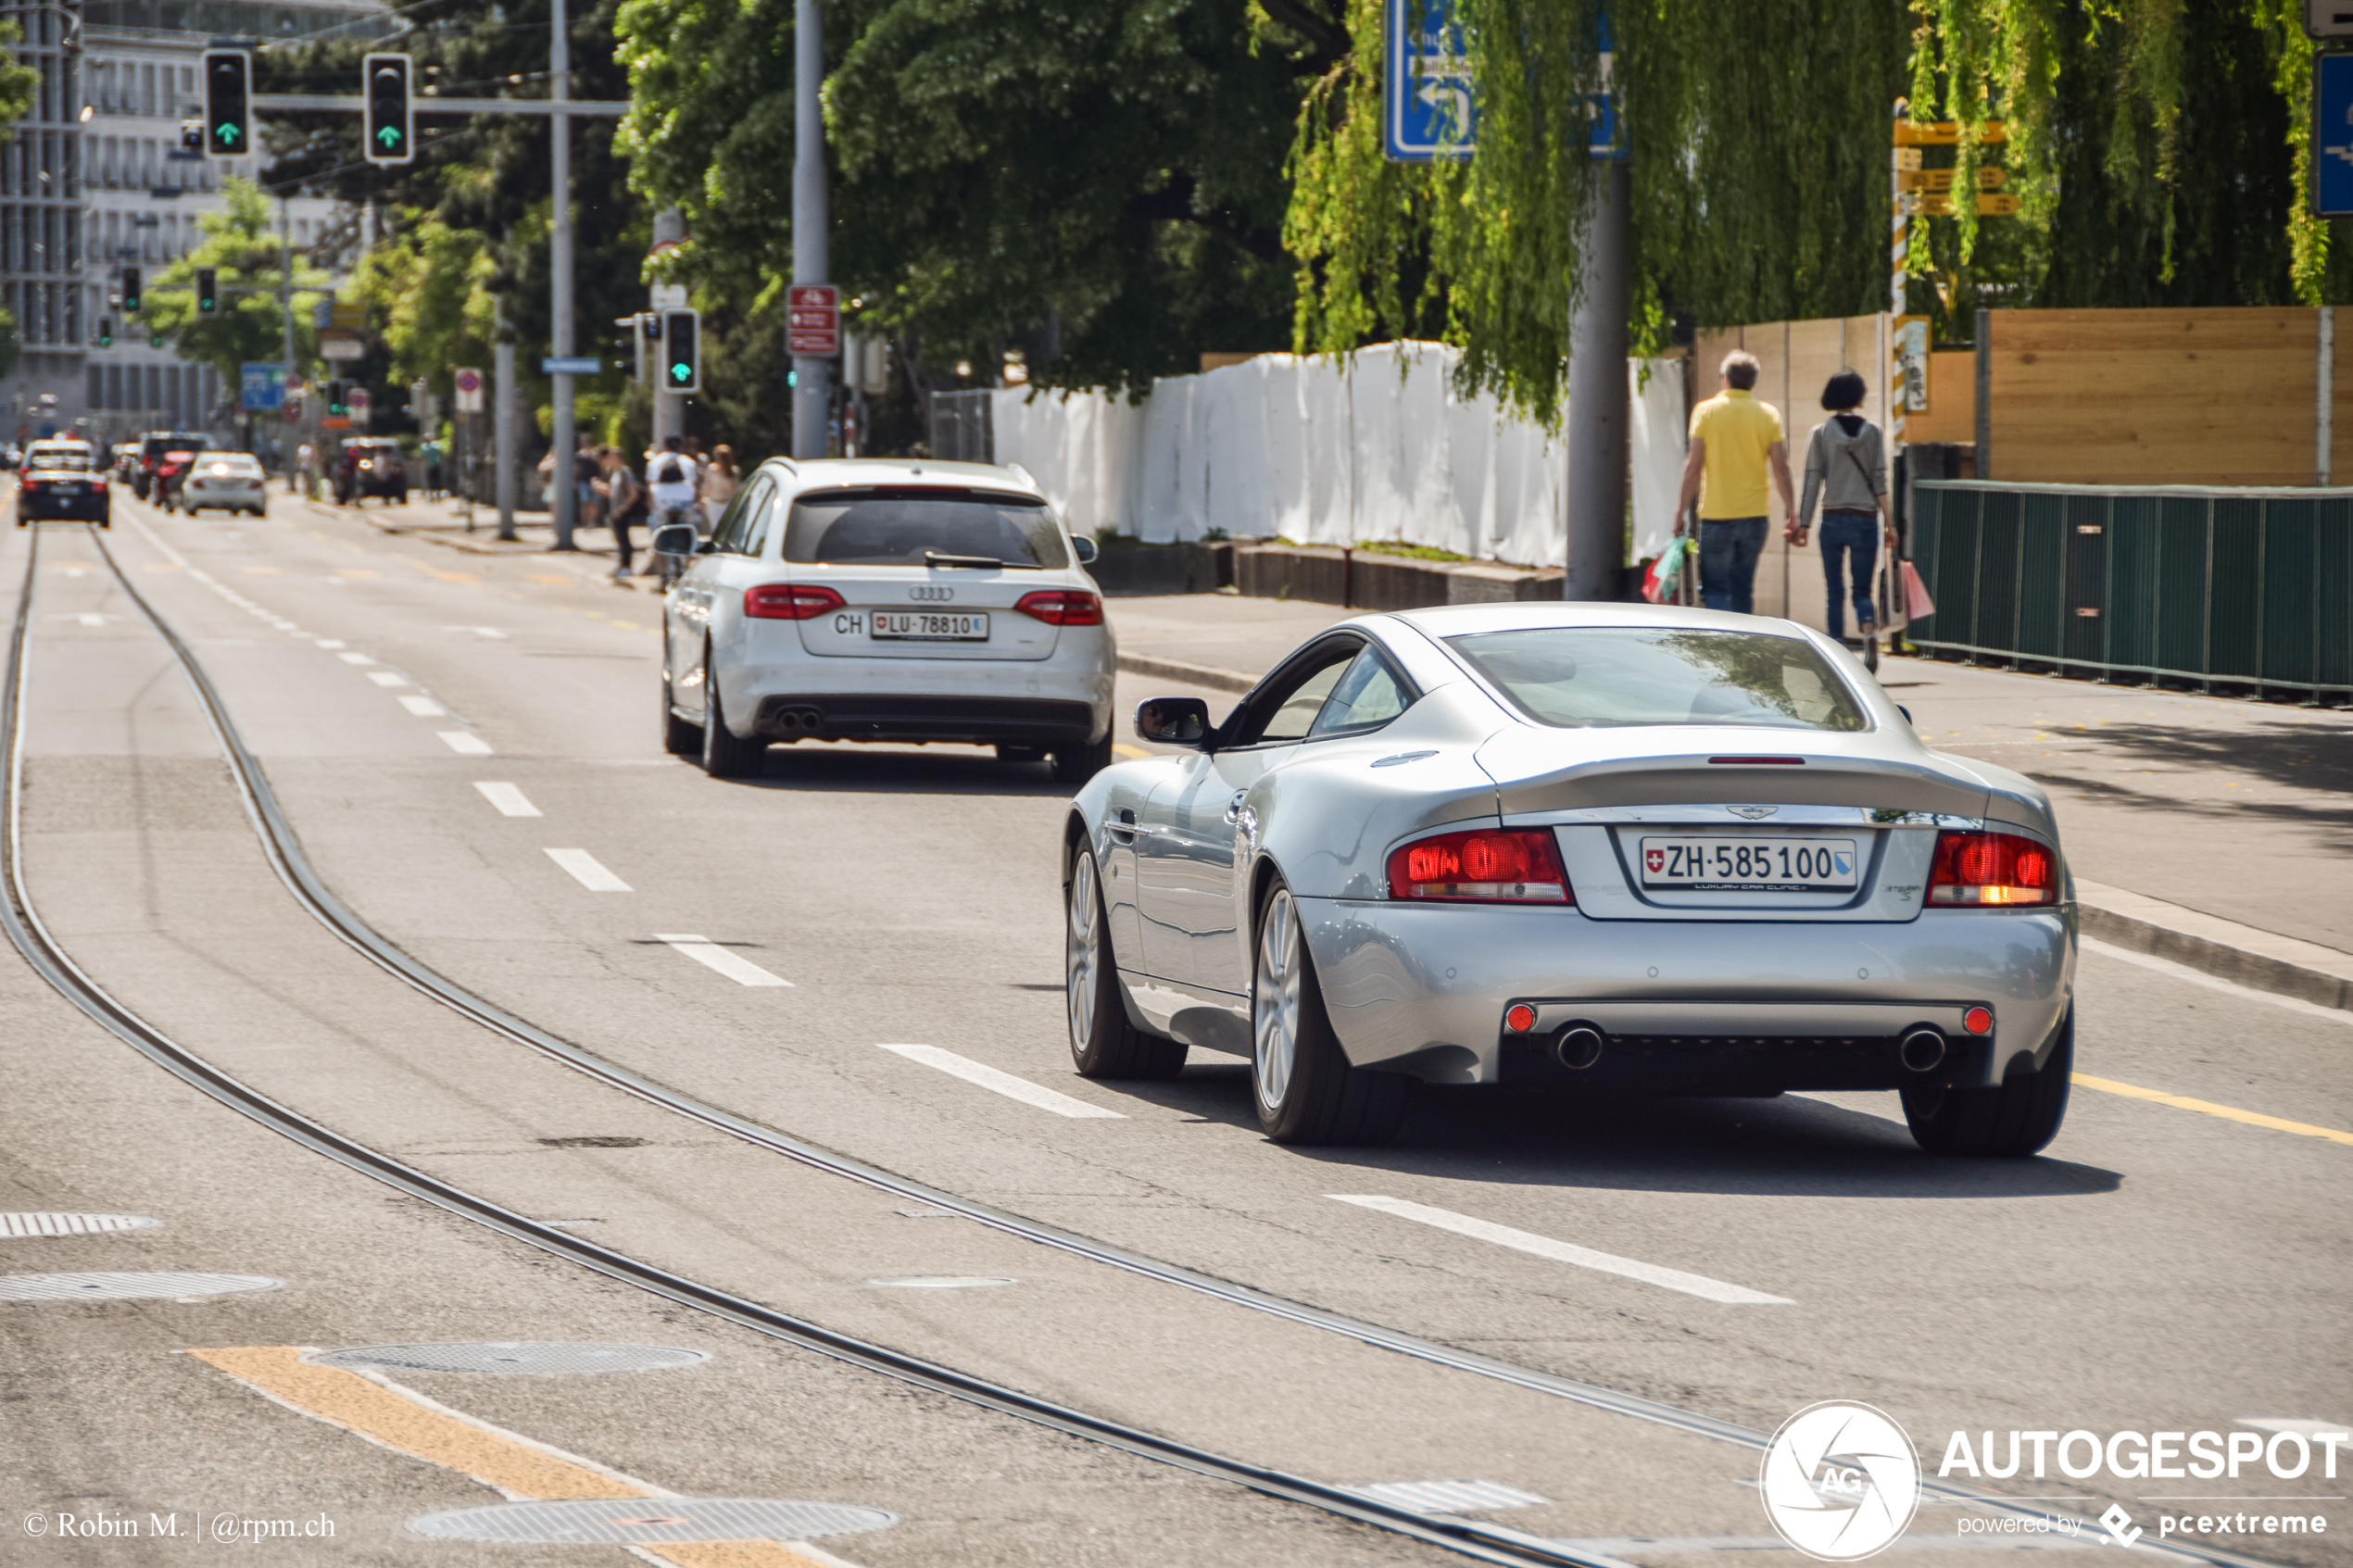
[1911,481,2353,697]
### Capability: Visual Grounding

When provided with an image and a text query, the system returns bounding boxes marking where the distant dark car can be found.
[16,440,110,526]
[334,439,409,505]
[135,431,211,500]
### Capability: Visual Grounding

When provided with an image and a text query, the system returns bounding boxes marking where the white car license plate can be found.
[872,611,988,642]
[1640,836,1859,892]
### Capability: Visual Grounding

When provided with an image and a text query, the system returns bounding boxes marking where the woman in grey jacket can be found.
[1792,370,1899,643]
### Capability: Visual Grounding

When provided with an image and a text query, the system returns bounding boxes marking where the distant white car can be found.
[177,452,267,517]
[658,458,1117,781]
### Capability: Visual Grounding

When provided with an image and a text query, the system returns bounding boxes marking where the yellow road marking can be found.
[1111,743,1150,760]
[2072,1074,2353,1146]
[187,1348,847,1566]
[334,568,380,579]
[431,569,480,583]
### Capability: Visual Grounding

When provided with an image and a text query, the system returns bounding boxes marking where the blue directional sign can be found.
[240,362,286,412]
[2317,53,2353,215]
[1385,0,1476,162]
[541,357,601,375]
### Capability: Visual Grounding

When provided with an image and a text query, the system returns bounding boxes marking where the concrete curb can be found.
[1114,652,1258,695]
[2075,880,2353,1014]
[1115,647,2353,1016]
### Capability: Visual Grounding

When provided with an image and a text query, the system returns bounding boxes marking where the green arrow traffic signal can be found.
[203,50,249,158]
[376,124,400,148]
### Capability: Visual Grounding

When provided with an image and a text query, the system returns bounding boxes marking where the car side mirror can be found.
[1072,536,1100,566]
[1134,696,1213,748]
[651,521,698,558]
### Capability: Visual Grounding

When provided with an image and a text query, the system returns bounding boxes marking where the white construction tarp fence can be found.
[990,342,1689,571]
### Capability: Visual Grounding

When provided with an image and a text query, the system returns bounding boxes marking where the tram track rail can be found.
[1,514,2292,1568]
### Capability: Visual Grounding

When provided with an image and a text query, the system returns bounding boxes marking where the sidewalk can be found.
[1104,594,2353,1013]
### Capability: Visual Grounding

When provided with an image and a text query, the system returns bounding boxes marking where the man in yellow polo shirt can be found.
[1673,350,1795,614]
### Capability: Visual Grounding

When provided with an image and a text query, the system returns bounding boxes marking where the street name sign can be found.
[787,285,840,356]
[542,357,601,375]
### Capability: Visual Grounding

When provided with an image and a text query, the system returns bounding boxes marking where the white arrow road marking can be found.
[544,848,631,892]
[437,732,492,755]
[398,695,448,717]
[875,1043,1124,1119]
[653,935,792,987]
[1327,1195,1792,1305]
[472,783,540,818]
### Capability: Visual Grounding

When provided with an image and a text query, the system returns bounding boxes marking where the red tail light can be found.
[745,583,844,621]
[1927,830,2057,907]
[1014,590,1103,626]
[1387,828,1572,904]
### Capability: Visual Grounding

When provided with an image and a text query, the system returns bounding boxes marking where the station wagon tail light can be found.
[1387,828,1572,904]
[745,583,844,620]
[1927,830,2057,906]
[1014,590,1103,626]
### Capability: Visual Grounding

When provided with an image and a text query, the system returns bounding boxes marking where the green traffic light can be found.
[671,362,691,383]
[215,123,241,147]
[376,125,400,148]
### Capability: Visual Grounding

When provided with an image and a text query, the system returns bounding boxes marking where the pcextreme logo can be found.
[1760,1401,1923,1562]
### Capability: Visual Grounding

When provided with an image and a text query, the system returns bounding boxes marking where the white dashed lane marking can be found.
[544,849,632,893]
[1327,1194,1793,1305]
[875,1043,1125,1119]
[437,732,492,756]
[397,696,448,717]
[472,783,540,818]
[366,671,409,687]
[652,935,793,987]
[337,652,375,665]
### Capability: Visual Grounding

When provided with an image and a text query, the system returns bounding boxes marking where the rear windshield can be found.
[145,434,208,457]
[28,447,94,470]
[783,486,1068,569]
[1449,627,1871,732]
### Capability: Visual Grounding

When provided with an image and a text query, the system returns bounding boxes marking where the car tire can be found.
[1051,731,1114,784]
[1902,1009,2072,1157]
[1065,846,1187,1080]
[997,744,1048,764]
[698,649,766,779]
[660,662,699,757]
[1251,878,1409,1145]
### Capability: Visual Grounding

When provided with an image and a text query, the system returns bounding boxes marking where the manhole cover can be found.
[312,1343,710,1375]
[864,1276,1015,1289]
[0,1213,161,1238]
[405,1499,897,1544]
[0,1272,279,1301]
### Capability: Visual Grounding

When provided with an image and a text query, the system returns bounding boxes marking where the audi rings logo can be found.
[1760,1401,1922,1561]
[908,585,955,602]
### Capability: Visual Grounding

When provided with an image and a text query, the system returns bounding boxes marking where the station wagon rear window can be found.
[782,487,1068,570]
[1449,627,1869,732]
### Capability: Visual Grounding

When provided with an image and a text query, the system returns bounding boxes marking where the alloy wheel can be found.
[1066,852,1101,1047]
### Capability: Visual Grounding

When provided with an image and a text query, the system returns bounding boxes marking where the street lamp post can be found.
[547,0,578,547]
[790,0,830,459]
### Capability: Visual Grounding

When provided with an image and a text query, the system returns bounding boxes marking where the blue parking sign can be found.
[241,362,285,412]
[1385,0,1476,161]
[2317,53,2353,216]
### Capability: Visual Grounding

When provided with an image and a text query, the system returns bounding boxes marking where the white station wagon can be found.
[658,458,1117,781]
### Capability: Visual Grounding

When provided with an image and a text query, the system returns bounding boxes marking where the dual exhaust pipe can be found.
[770,706,824,734]
[1538,1021,1953,1074]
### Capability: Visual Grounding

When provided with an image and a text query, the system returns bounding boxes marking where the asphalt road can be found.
[0,487,2345,1568]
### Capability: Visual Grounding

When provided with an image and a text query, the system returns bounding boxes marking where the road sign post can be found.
[240,363,286,413]
[453,368,484,412]
[786,286,838,358]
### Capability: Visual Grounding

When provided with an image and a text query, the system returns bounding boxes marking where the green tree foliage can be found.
[1285,0,2348,424]
[145,178,331,394]
[617,0,1323,408]
[351,211,500,406]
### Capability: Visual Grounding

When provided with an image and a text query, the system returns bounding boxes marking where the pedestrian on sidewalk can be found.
[295,439,316,502]
[420,434,445,501]
[698,444,740,531]
[1793,370,1897,645]
[598,446,649,581]
[1674,349,1796,615]
[574,436,604,532]
[645,436,701,581]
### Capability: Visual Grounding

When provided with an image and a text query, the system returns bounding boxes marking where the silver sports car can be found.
[1063,603,2074,1155]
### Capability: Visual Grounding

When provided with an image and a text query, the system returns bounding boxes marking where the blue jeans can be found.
[1699,517,1768,613]
[1818,510,1879,639]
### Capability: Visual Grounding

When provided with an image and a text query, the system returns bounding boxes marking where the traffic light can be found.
[96,318,112,348]
[661,308,699,394]
[179,119,203,154]
[325,381,349,418]
[202,50,250,157]
[363,53,413,166]
[121,266,142,314]
[195,268,218,315]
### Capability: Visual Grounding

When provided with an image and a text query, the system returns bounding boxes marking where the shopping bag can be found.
[1901,558,1936,621]
[1642,536,1692,604]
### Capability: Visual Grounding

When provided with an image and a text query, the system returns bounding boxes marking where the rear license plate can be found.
[1639,836,1858,892]
[871,611,988,641]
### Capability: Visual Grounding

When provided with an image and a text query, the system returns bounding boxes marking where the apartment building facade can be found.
[0,0,386,445]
